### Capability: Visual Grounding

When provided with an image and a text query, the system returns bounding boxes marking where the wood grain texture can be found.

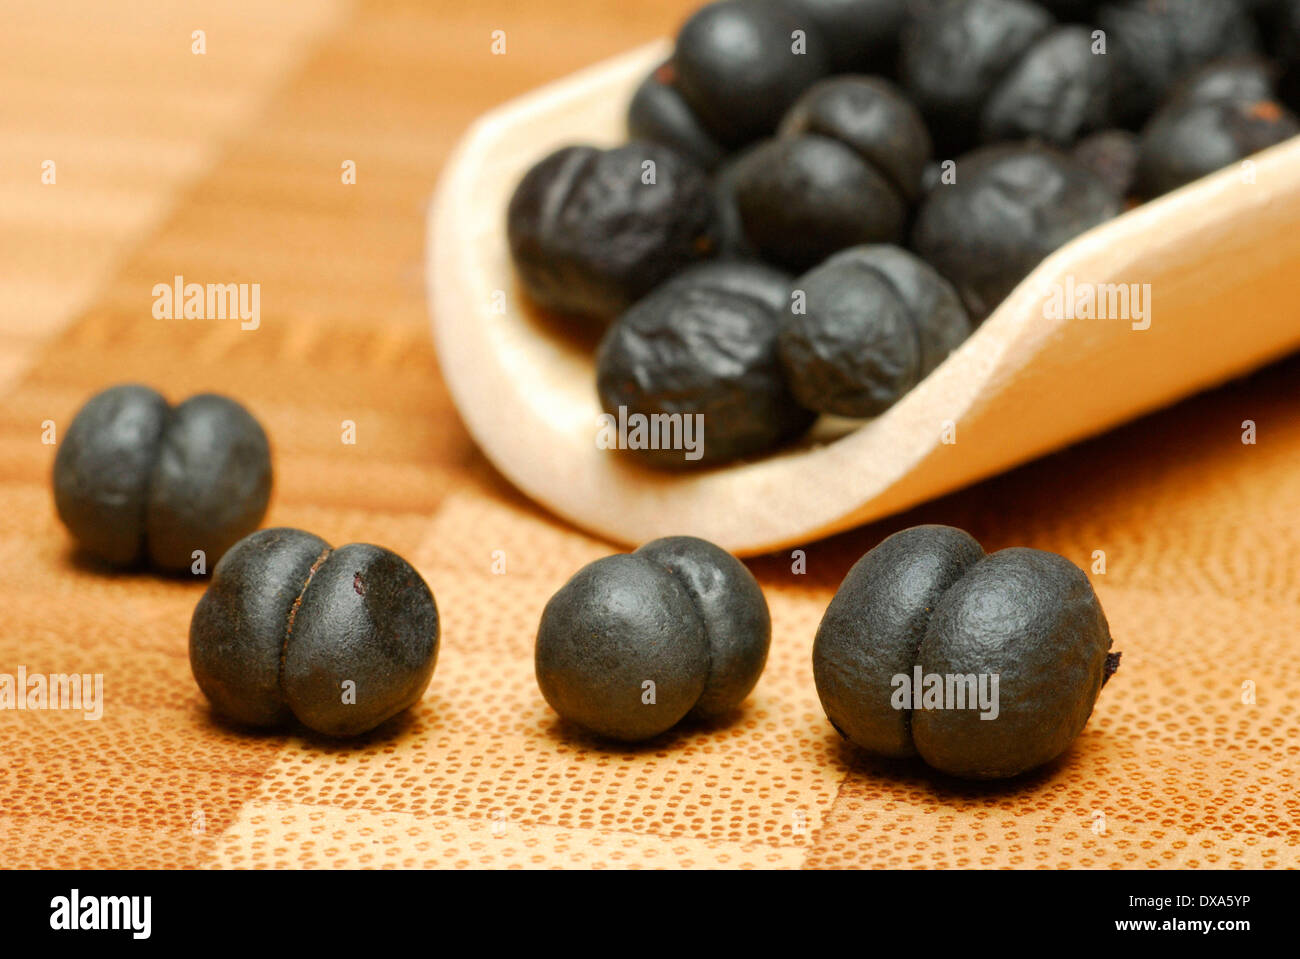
[0,0,1296,869]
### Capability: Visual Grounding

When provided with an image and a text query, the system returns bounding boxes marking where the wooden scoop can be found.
[427,42,1300,557]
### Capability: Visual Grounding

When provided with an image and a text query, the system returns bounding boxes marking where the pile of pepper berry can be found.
[507,0,1300,468]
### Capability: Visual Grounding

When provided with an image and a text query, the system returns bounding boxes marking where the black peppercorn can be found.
[779,245,971,417]
[627,61,727,171]
[506,142,716,322]
[813,525,1119,779]
[595,261,814,469]
[189,528,439,737]
[535,536,770,741]
[673,0,831,148]
[910,144,1121,321]
[53,384,271,572]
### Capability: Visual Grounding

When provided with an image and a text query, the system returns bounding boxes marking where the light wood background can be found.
[0,0,1295,868]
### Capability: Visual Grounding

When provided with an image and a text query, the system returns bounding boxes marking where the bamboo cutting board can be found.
[0,0,1296,869]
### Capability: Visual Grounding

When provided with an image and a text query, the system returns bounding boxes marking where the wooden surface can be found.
[1,0,1297,869]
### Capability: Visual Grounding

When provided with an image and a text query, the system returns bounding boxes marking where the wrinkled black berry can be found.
[782,0,908,75]
[911,547,1115,779]
[779,245,970,417]
[536,555,705,741]
[627,61,727,171]
[733,135,908,272]
[53,384,271,572]
[911,144,1121,320]
[1071,128,1141,199]
[1135,92,1299,197]
[535,537,769,740]
[189,528,439,737]
[667,259,793,314]
[673,0,830,147]
[900,0,1053,154]
[506,142,715,322]
[779,76,932,202]
[731,76,927,272]
[1099,0,1260,127]
[190,528,329,729]
[815,525,985,758]
[979,25,1113,146]
[634,536,770,720]
[1169,56,1277,108]
[813,525,1118,780]
[595,263,814,469]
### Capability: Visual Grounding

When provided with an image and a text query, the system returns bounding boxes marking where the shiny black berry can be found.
[712,145,763,260]
[506,142,715,322]
[53,384,271,573]
[1135,93,1299,197]
[634,536,770,721]
[1099,0,1260,127]
[900,0,1053,154]
[627,61,727,171]
[189,528,439,737]
[779,245,970,417]
[813,525,1119,780]
[779,76,932,202]
[911,144,1121,320]
[668,258,793,314]
[814,525,985,758]
[595,261,814,469]
[710,72,929,267]
[733,136,908,273]
[673,0,831,147]
[1168,56,1277,108]
[782,0,909,75]
[535,536,769,741]
[979,25,1113,146]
